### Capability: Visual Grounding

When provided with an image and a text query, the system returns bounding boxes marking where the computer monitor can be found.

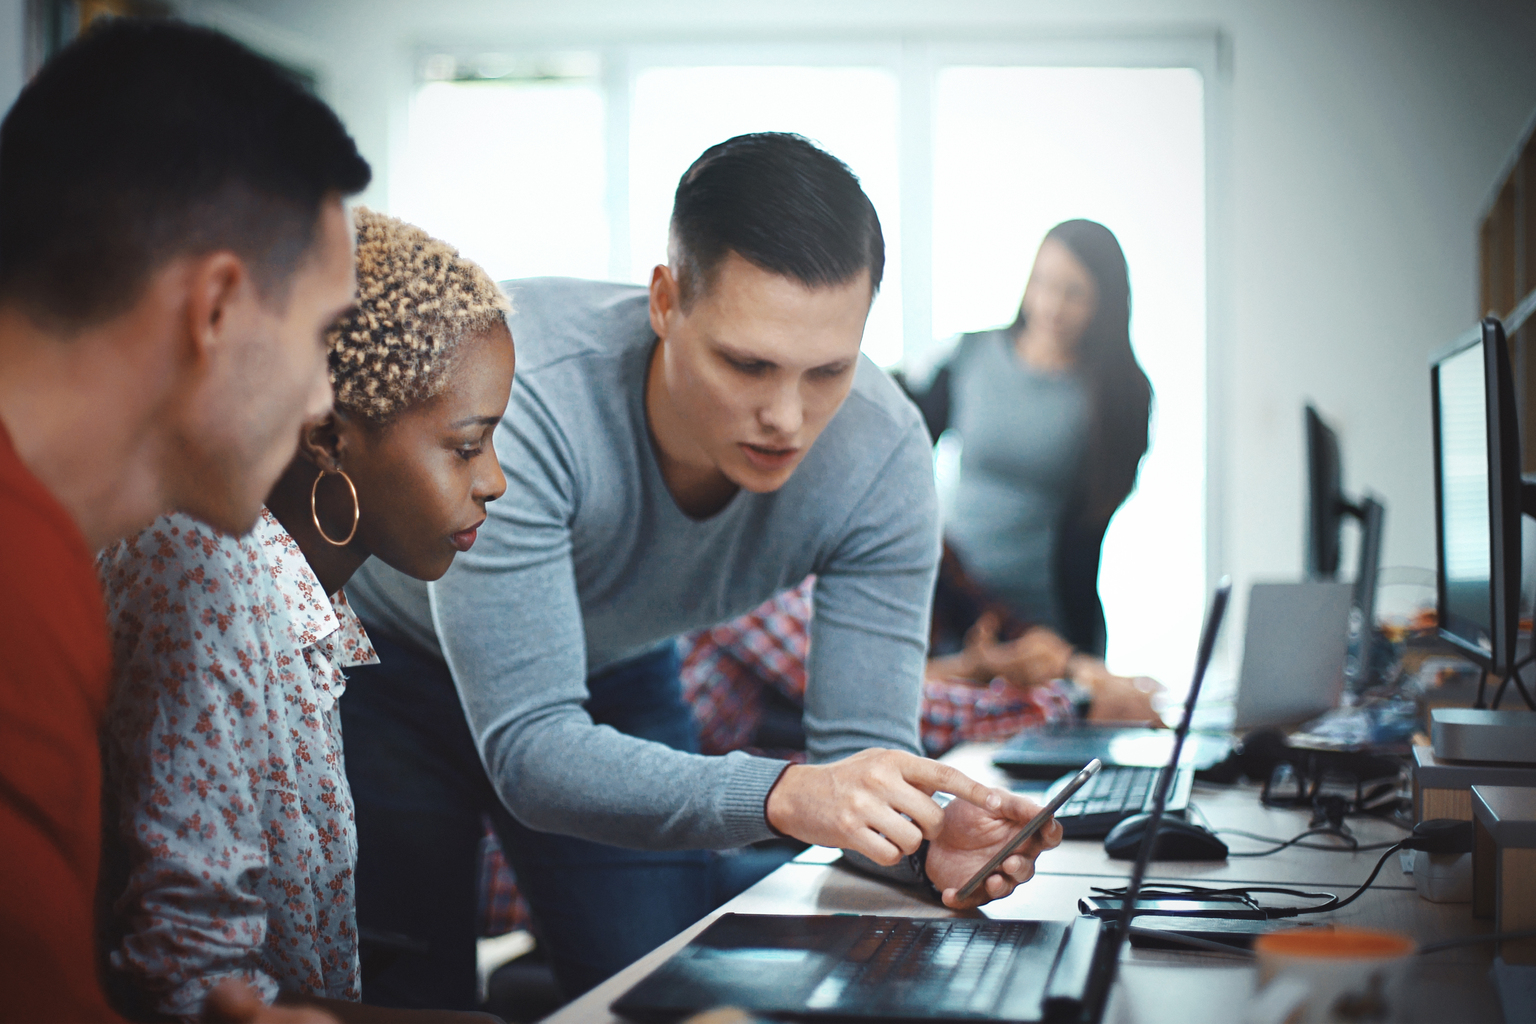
[1430,317,1536,708]
[1304,404,1385,688]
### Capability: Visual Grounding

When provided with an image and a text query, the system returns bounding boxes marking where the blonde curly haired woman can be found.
[97,209,513,1023]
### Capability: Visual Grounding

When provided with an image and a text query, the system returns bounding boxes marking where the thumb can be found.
[203,981,262,1023]
[203,982,338,1024]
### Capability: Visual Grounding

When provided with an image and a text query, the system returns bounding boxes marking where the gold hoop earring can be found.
[311,469,360,547]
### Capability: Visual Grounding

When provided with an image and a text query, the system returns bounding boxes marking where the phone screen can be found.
[954,758,1102,901]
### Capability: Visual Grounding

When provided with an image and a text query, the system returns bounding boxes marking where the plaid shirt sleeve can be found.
[679,578,812,759]
[918,677,1075,756]
[680,576,1074,759]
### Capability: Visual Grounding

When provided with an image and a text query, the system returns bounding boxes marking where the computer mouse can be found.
[1102,813,1229,861]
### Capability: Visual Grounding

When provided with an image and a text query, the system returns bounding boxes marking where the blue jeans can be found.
[339,634,793,1008]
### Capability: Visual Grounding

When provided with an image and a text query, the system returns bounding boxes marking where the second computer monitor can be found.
[1304,403,1385,687]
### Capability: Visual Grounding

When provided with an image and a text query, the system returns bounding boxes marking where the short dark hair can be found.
[669,132,884,307]
[0,18,371,330]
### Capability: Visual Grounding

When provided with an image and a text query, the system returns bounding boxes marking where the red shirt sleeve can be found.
[0,422,124,1023]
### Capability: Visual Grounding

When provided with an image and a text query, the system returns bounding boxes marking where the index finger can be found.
[898,757,1001,811]
[990,789,1049,824]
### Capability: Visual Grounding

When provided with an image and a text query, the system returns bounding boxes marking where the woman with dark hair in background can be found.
[904,219,1161,723]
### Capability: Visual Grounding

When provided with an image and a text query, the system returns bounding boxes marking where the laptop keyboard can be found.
[1048,765,1193,839]
[804,918,1030,1015]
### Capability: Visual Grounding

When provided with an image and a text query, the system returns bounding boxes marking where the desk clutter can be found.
[609,578,1238,1023]
[958,569,1536,1020]
[593,582,1526,1023]
[565,745,1518,1024]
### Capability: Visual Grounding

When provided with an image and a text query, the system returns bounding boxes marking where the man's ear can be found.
[295,412,348,473]
[648,263,681,340]
[183,251,250,366]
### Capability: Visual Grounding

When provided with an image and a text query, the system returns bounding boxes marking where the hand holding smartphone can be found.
[953,758,1102,901]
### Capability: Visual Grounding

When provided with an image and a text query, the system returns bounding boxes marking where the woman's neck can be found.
[264,458,369,598]
[1013,322,1078,374]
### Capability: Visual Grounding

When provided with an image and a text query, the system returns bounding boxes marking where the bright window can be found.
[394,53,1211,692]
[628,66,902,366]
[393,77,608,282]
[933,67,1207,691]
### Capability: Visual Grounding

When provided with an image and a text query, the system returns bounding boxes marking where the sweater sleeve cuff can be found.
[719,753,791,848]
[840,848,930,890]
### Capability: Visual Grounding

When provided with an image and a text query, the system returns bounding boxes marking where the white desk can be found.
[546,743,1502,1024]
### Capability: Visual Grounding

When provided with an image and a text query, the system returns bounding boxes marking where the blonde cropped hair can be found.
[326,207,510,422]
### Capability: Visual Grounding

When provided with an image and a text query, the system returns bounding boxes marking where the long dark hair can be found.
[1010,219,1153,525]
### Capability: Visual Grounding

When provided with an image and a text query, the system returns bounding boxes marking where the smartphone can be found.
[954,758,1102,901]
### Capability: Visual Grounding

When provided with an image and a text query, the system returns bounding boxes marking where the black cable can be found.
[1213,825,1404,857]
[1188,803,1330,846]
[1285,841,1404,916]
[1092,842,1406,921]
[1192,792,1413,839]
[1222,827,1357,857]
[1103,839,1501,958]
[1090,882,1341,918]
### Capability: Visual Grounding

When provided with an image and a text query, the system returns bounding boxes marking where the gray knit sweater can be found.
[347,277,940,854]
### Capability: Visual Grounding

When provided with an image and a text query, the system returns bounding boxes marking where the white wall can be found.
[177,0,1536,656]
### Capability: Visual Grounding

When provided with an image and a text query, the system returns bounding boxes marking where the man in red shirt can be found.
[0,20,370,1023]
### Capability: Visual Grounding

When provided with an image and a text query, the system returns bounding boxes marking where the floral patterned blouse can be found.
[98,508,378,1020]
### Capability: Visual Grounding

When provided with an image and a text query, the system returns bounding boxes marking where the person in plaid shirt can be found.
[679,575,1082,761]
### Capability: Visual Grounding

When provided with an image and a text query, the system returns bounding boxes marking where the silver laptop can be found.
[1232,581,1352,731]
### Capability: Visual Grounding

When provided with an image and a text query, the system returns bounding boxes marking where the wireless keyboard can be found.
[1040,764,1195,839]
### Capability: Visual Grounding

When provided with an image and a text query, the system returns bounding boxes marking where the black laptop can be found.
[991,724,1232,780]
[610,582,1233,1024]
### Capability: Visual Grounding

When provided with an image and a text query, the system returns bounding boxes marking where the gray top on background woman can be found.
[901,219,1163,725]
[905,218,1153,657]
[943,328,1090,631]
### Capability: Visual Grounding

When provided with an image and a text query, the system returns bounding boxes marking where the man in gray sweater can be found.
[340,133,1058,1008]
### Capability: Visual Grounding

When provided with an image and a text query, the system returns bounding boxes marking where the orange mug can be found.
[1246,927,1416,1024]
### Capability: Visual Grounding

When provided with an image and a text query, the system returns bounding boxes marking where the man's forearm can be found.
[476,704,789,849]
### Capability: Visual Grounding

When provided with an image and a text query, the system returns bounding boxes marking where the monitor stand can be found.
[1343,496,1384,691]
[1466,477,1536,713]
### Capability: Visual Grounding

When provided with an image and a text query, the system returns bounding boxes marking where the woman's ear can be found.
[295,413,348,473]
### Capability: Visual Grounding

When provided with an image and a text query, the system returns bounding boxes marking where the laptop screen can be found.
[1079,579,1231,1022]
